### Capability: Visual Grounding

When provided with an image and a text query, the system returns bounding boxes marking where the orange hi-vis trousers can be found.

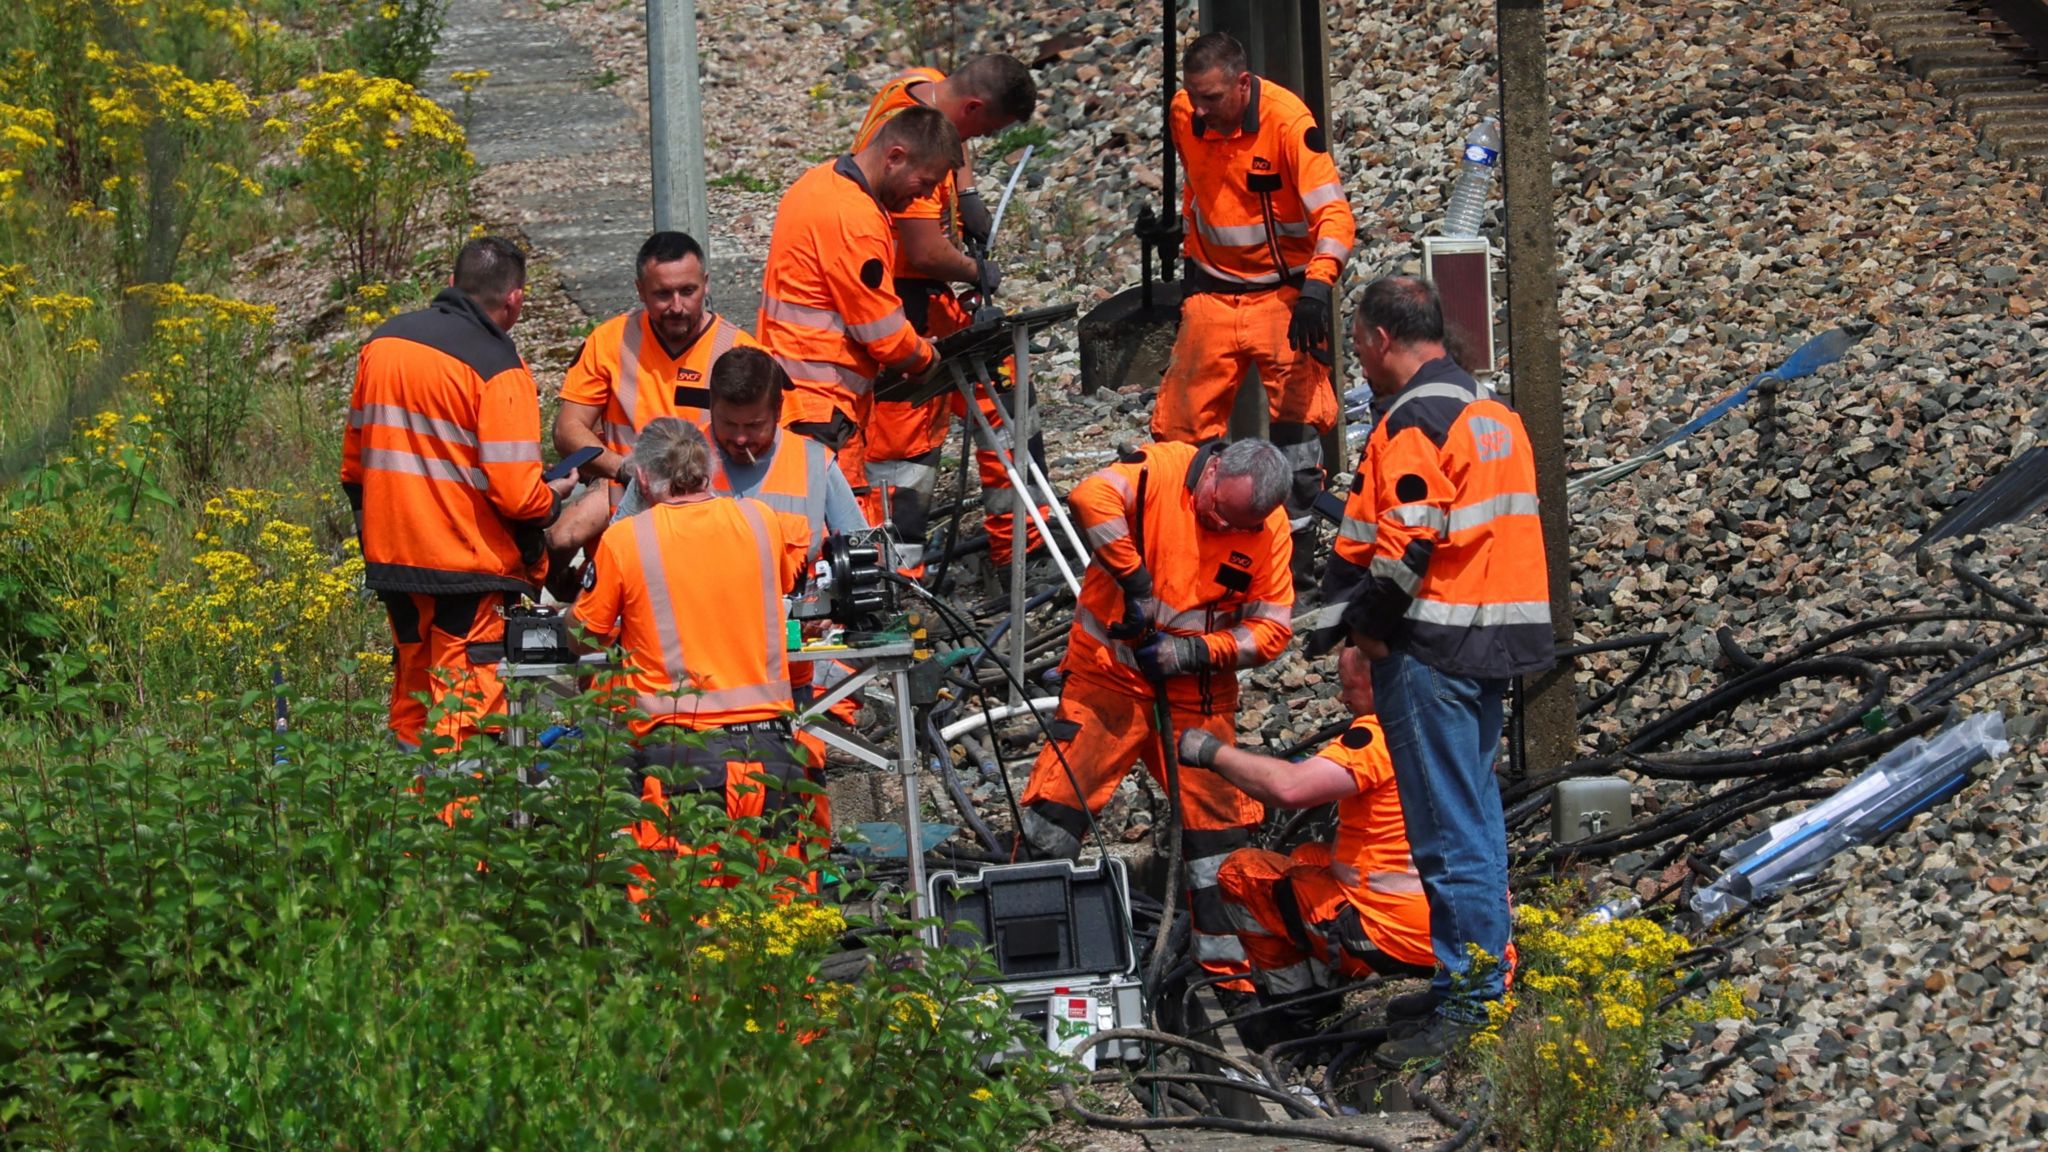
[1017,670,1262,990]
[1216,843,1435,998]
[379,589,509,751]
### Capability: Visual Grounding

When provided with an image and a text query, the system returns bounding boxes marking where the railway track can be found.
[1847,0,2048,172]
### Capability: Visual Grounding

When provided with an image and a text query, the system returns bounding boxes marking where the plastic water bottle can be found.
[1585,895,1642,925]
[1441,116,1502,238]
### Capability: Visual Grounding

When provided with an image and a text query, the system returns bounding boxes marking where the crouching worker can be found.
[1176,643,1432,1048]
[569,416,828,892]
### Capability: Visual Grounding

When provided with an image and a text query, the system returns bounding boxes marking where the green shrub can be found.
[277,69,473,283]
[0,680,1062,1149]
[1474,903,1749,1151]
[345,0,447,85]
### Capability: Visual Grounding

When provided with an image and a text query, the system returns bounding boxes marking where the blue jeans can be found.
[1371,649,1510,1022]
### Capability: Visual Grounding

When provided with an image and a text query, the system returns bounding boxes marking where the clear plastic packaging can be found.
[1690,712,2010,926]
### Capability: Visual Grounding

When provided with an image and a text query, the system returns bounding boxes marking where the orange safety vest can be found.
[853,66,960,275]
[757,156,937,430]
[1171,76,1356,292]
[1320,716,1432,967]
[341,288,558,594]
[1331,357,1555,678]
[570,496,808,736]
[709,428,837,561]
[559,310,758,459]
[1063,441,1294,713]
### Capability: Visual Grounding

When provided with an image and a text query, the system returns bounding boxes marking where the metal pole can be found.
[1008,324,1032,705]
[895,663,927,919]
[1497,0,1577,775]
[646,0,709,246]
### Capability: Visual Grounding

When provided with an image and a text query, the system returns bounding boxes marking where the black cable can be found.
[921,711,1001,855]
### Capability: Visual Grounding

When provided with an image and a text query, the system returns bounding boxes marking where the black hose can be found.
[922,711,1000,855]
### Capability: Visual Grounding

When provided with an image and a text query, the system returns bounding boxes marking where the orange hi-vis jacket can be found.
[1066,441,1294,713]
[560,310,759,459]
[1318,715,1432,966]
[709,428,839,561]
[342,287,559,594]
[1327,357,1556,679]
[854,66,959,276]
[571,496,809,737]
[1171,76,1355,293]
[758,155,938,430]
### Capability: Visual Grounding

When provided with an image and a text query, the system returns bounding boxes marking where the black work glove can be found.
[1135,633,1206,682]
[1288,280,1333,361]
[1178,728,1222,769]
[958,188,993,247]
[974,254,1002,299]
[1111,566,1156,638]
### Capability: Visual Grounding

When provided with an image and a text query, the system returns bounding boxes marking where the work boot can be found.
[1373,1011,1484,1070]
[1384,986,1445,1024]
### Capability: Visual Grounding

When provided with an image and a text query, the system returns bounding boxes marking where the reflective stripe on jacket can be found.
[340,287,557,595]
[1326,357,1556,679]
[1064,441,1294,713]
[1172,76,1355,291]
[560,310,758,460]
[758,155,937,429]
[571,496,808,736]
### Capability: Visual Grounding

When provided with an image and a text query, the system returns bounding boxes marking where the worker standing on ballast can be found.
[342,237,572,751]
[1018,438,1296,990]
[548,231,761,590]
[1152,32,1356,592]
[852,54,1047,574]
[757,106,956,524]
[1320,275,1555,1066]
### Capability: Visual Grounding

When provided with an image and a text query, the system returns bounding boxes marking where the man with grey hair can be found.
[1018,437,1296,993]
[571,417,828,888]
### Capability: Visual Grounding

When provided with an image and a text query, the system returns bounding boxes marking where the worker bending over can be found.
[1177,643,1431,1049]
[1153,32,1356,590]
[1320,276,1555,1065]
[342,237,571,750]
[570,417,824,887]
[757,105,955,522]
[549,231,760,586]
[1019,439,1295,989]
[853,54,1047,571]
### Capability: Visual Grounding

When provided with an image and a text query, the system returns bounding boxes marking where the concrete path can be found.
[425,0,762,326]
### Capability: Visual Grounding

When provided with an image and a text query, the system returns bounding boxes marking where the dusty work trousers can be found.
[1018,671,1262,988]
[1150,286,1337,534]
[625,721,829,897]
[379,589,509,751]
[1217,844,1434,999]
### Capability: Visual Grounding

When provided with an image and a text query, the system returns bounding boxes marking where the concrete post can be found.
[646,0,709,247]
[1498,0,1578,774]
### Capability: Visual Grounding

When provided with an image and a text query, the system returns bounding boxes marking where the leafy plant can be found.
[278,68,473,283]
[345,0,447,85]
[0,681,1065,1149]
[122,282,276,484]
[1474,903,1749,1151]
[709,170,777,194]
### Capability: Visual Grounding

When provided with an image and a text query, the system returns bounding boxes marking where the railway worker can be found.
[1177,643,1432,1049]
[342,236,573,751]
[547,231,761,587]
[1320,275,1556,1065]
[1017,438,1296,990]
[756,105,955,522]
[852,54,1049,573]
[568,417,825,889]
[1152,31,1357,591]
[706,345,867,732]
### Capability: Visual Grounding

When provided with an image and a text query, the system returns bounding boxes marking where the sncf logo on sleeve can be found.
[1470,416,1514,463]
